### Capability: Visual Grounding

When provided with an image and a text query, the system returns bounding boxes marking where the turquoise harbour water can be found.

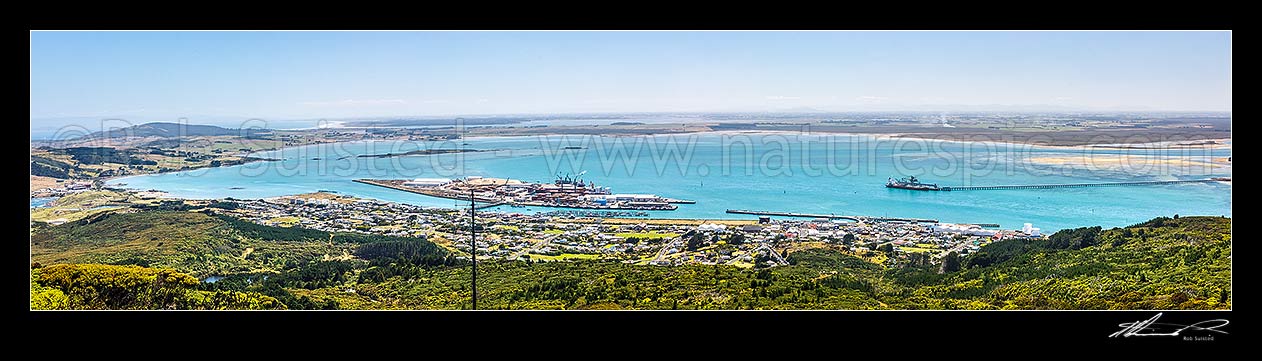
[108,133,1231,232]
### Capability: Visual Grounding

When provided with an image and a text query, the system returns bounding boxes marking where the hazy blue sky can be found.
[30,31,1231,122]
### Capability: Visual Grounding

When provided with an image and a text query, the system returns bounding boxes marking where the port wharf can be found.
[353,179,505,208]
[725,209,938,223]
[354,177,688,211]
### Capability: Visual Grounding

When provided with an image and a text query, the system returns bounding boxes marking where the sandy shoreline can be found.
[657,129,1231,152]
[893,134,1230,152]
[1026,154,1230,172]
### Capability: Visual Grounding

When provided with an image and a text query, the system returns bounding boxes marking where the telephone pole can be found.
[469,187,477,310]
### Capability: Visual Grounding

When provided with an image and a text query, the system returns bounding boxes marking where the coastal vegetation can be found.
[30,264,283,310]
[29,207,1230,310]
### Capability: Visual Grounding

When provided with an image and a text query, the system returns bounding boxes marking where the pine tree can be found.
[942,252,961,273]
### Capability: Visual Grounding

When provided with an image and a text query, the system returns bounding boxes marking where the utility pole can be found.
[469,187,477,310]
[456,115,477,310]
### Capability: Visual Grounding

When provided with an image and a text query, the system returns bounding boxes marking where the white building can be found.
[1021,223,1042,237]
[403,178,451,187]
[929,223,998,237]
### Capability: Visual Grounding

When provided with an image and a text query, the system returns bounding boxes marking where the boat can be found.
[886,176,940,191]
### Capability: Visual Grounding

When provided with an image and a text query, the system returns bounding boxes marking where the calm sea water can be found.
[108,133,1231,231]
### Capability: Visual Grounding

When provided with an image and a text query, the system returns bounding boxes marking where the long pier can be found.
[355,178,680,210]
[725,209,937,223]
[941,179,1222,191]
[353,179,505,209]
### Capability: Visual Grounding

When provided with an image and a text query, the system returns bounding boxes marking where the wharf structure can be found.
[356,175,691,211]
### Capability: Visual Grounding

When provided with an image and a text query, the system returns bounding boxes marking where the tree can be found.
[942,251,961,273]
[729,233,746,245]
[686,232,706,251]
[753,254,773,268]
[907,252,929,267]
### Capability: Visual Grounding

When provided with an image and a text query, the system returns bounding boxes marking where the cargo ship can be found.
[554,171,611,194]
[886,176,940,191]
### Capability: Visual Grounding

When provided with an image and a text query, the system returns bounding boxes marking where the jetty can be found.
[661,197,696,204]
[725,209,938,223]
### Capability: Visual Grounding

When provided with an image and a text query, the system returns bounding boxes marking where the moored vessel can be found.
[886,176,940,191]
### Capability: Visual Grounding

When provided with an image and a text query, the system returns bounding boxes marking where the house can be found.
[697,223,727,232]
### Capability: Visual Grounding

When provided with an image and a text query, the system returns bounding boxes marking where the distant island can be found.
[344,118,525,127]
[357,148,485,158]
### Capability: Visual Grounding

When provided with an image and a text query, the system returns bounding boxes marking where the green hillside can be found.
[288,216,1233,310]
[30,210,447,278]
[29,210,1230,310]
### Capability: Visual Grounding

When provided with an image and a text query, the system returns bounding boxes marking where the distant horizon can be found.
[31,31,1231,123]
[28,108,1236,122]
[29,108,1232,140]
[28,102,1234,126]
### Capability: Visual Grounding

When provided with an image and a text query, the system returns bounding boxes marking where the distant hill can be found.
[82,122,270,139]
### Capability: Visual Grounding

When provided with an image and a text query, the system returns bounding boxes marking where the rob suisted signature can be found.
[1110,313,1229,338]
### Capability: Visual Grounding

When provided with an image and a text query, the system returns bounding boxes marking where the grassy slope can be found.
[31,210,350,277]
[30,190,135,223]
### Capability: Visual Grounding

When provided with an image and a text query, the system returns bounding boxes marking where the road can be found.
[753,244,788,265]
[508,233,562,260]
[938,242,969,259]
[650,235,686,263]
